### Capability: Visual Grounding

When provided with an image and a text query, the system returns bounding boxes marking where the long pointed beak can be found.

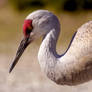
[9,37,31,73]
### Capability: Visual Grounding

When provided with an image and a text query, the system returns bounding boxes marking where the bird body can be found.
[9,10,92,86]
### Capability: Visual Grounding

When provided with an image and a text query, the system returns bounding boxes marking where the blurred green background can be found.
[9,0,92,12]
[0,0,92,92]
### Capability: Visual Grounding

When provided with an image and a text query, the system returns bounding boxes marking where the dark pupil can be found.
[26,28,31,35]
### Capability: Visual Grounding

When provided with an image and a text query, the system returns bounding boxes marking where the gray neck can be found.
[43,29,60,57]
[38,28,60,72]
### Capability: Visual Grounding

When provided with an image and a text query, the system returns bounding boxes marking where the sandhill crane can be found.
[9,10,92,86]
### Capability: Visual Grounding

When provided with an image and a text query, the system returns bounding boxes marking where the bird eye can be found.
[26,27,32,36]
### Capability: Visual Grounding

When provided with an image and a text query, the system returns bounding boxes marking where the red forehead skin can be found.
[23,19,32,37]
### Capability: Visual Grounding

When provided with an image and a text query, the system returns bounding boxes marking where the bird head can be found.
[9,10,60,73]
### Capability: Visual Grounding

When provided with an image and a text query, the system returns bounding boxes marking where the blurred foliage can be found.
[9,0,92,12]
[9,0,45,11]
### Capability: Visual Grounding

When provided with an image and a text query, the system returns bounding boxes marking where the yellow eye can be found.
[25,27,32,36]
[28,26,33,30]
